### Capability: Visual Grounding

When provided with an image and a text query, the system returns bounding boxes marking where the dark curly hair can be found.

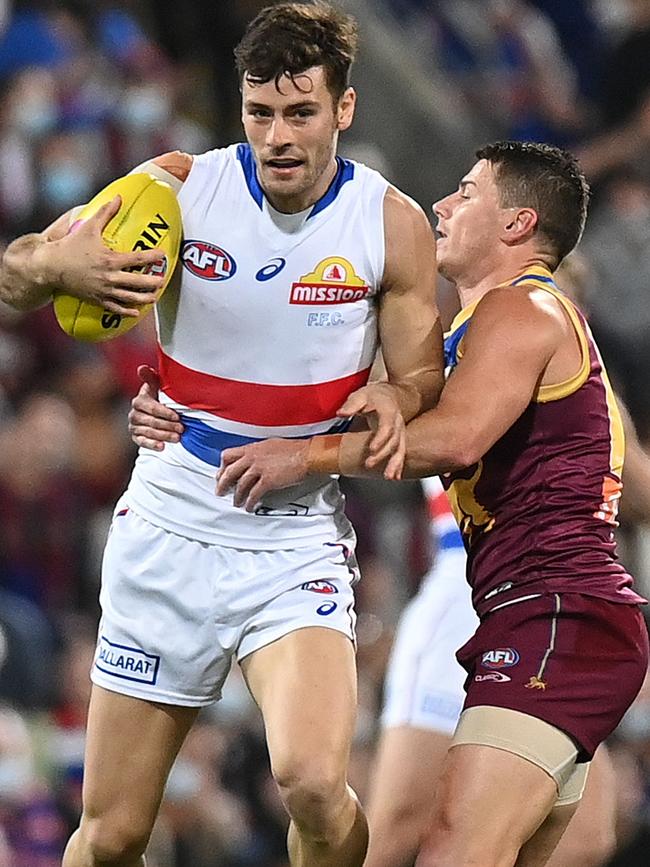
[476,141,590,267]
[234,2,359,102]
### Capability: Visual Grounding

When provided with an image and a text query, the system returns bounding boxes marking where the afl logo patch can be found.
[481,648,520,669]
[301,580,339,594]
[256,257,286,281]
[182,240,237,281]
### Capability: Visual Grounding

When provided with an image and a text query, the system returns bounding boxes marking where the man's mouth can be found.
[265,158,304,170]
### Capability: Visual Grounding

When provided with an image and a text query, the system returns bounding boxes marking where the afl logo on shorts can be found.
[481,648,520,669]
[182,240,237,281]
[301,580,339,594]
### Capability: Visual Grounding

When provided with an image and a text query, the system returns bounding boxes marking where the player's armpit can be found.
[378,187,444,422]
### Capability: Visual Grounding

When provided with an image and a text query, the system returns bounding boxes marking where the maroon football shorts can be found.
[456,593,649,760]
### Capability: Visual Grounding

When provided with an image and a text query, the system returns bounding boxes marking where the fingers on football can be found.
[113,247,166,270]
[101,289,160,316]
[91,196,122,229]
[105,270,164,294]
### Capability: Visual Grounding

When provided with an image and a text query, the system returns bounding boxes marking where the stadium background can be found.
[0,1,649,864]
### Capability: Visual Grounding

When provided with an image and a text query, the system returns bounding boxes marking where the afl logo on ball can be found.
[481,648,520,669]
[182,240,237,281]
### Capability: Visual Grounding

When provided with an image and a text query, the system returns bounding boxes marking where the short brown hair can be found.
[234,2,358,101]
[475,141,590,267]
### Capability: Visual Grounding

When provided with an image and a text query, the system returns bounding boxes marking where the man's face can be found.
[242,66,355,213]
[433,160,505,283]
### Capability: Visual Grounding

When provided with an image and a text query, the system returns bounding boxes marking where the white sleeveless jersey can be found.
[126,144,389,548]
[421,477,466,587]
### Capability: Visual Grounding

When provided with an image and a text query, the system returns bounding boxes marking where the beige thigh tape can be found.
[452,706,589,804]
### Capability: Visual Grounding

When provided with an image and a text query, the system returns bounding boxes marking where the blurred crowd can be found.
[0,1,648,864]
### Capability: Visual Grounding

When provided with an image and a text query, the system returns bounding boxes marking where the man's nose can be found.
[432,195,451,220]
[266,115,292,149]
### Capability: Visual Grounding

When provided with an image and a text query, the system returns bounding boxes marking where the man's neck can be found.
[455,256,553,309]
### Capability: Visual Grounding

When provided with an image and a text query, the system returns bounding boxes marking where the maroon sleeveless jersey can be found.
[443,266,646,617]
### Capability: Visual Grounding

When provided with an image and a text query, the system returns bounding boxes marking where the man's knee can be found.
[417,799,519,867]
[273,756,348,835]
[80,813,152,864]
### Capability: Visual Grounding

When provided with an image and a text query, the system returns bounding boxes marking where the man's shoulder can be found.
[152,145,239,182]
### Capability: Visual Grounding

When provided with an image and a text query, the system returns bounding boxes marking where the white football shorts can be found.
[381,549,478,735]
[92,504,358,706]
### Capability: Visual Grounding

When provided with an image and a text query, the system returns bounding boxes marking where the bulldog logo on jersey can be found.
[290,257,369,305]
[182,240,237,281]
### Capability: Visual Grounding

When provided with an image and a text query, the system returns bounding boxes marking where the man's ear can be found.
[502,208,538,244]
[337,87,356,131]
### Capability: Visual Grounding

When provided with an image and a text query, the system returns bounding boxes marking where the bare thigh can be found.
[82,685,198,831]
[416,744,558,867]
[365,726,452,867]
[241,626,357,788]
[545,745,616,867]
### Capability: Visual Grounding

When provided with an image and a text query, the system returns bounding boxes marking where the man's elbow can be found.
[441,440,483,472]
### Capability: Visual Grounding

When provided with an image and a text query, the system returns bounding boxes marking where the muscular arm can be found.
[335,285,562,478]
[378,186,443,420]
[0,210,76,310]
[0,151,193,314]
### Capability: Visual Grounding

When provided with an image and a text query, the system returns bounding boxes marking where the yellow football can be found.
[53,172,182,342]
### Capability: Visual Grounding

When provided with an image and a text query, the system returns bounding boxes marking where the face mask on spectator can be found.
[42,161,93,209]
[11,96,58,138]
[0,756,34,801]
[118,85,171,132]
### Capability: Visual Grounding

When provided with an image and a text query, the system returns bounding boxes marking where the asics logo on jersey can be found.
[256,257,286,281]
[481,648,520,669]
[290,256,369,305]
[182,240,237,281]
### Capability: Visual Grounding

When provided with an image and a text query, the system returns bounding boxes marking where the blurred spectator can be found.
[0,392,88,611]
[580,167,650,441]
[0,703,67,865]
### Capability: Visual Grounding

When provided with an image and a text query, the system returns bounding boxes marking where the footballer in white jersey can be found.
[0,6,442,865]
